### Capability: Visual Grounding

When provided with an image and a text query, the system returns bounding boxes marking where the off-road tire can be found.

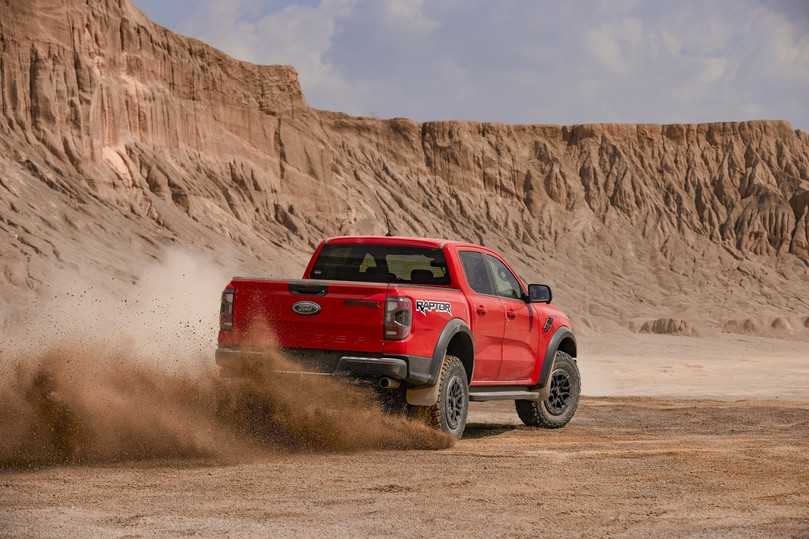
[411,355,469,438]
[516,351,580,428]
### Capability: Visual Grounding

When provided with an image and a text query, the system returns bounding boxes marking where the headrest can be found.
[410,269,434,284]
[364,266,396,282]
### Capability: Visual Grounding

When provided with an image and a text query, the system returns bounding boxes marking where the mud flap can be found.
[406,383,440,406]
[539,365,553,401]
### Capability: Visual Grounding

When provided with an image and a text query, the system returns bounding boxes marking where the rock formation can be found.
[1,0,808,332]
[638,319,698,337]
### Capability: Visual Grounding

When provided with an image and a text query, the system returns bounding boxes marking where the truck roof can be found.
[325,235,447,248]
[324,235,496,252]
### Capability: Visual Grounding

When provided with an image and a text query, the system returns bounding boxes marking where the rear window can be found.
[310,244,450,285]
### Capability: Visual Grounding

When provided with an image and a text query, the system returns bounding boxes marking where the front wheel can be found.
[410,355,469,438]
[516,351,580,428]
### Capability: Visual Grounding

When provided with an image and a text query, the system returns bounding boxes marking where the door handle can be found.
[476,305,487,315]
[506,309,517,320]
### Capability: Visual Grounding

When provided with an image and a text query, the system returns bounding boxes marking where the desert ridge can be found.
[0,0,807,335]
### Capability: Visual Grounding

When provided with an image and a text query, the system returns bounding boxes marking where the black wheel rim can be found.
[445,376,465,430]
[545,368,572,416]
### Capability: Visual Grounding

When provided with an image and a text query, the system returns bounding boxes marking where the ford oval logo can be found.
[292,301,321,316]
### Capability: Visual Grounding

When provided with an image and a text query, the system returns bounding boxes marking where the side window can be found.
[460,251,494,295]
[485,255,523,300]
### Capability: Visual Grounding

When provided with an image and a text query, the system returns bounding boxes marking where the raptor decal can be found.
[415,300,452,315]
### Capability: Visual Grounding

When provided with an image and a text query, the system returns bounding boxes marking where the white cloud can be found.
[585,17,645,76]
[769,16,809,83]
[177,0,365,110]
[382,0,438,34]
[586,26,628,75]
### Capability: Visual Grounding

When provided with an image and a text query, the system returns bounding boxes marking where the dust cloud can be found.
[0,251,452,467]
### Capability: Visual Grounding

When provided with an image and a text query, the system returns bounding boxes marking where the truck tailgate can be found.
[227,279,389,353]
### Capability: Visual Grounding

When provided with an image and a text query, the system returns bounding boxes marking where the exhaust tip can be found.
[378,377,400,389]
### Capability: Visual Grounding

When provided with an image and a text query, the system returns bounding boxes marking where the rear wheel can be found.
[516,351,580,428]
[411,355,469,438]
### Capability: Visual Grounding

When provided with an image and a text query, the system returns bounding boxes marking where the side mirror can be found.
[527,284,552,304]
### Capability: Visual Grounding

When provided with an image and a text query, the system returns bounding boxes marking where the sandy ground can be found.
[2,396,808,538]
[2,335,809,538]
[580,334,809,399]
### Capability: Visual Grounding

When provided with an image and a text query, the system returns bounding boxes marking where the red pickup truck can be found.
[216,236,579,438]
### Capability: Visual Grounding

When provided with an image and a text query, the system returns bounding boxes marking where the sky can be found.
[133,0,809,130]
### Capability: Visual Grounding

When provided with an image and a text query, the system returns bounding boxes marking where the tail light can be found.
[220,287,235,330]
[384,296,412,340]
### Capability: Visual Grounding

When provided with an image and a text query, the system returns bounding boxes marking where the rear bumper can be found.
[215,347,433,386]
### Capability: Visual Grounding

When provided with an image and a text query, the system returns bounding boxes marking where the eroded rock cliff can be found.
[1,0,808,332]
